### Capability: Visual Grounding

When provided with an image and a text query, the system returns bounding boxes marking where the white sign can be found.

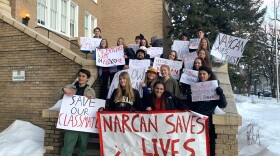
[96,46,125,67]
[183,52,198,69]
[211,33,248,65]
[80,37,102,51]
[191,80,219,102]
[129,59,150,69]
[107,68,146,99]
[128,44,139,53]
[153,57,183,80]
[98,111,209,156]
[172,40,190,60]
[12,70,25,81]
[147,47,163,58]
[180,69,199,85]
[189,38,201,49]
[57,95,105,133]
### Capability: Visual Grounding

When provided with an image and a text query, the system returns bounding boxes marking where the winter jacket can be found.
[160,77,180,98]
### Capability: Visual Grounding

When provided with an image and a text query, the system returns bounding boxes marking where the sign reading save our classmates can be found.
[153,57,183,80]
[129,59,150,69]
[107,68,146,99]
[171,40,190,60]
[147,47,163,58]
[96,46,125,67]
[180,69,198,85]
[191,80,219,102]
[57,95,105,133]
[189,38,201,49]
[211,33,248,65]
[98,111,209,156]
[183,52,198,69]
[80,37,102,51]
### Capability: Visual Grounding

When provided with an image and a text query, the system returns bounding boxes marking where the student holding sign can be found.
[160,65,180,98]
[186,66,227,156]
[60,69,96,156]
[116,37,135,70]
[96,39,117,100]
[145,81,186,111]
[108,72,142,111]
[142,67,158,100]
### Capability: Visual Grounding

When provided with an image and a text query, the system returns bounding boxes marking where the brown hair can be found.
[114,72,135,102]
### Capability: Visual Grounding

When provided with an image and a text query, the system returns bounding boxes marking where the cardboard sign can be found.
[189,38,201,49]
[80,37,102,51]
[172,40,190,60]
[211,33,248,65]
[96,46,125,67]
[191,80,219,102]
[147,47,163,58]
[129,59,150,69]
[57,95,105,133]
[180,69,199,85]
[183,52,198,69]
[153,57,183,80]
[107,68,146,99]
[128,44,140,53]
[98,111,209,156]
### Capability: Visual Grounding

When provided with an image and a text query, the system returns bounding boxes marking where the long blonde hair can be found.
[114,72,135,102]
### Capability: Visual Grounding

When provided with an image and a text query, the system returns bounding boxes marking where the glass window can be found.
[50,0,58,30]
[61,0,67,34]
[84,14,89,37]
[70,3,76,37]
[37,0,47,25]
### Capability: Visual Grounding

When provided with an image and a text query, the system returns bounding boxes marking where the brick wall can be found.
[0,19,81,131]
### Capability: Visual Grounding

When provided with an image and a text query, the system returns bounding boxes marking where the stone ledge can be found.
[42,109,59,118]
[213,113,242,126]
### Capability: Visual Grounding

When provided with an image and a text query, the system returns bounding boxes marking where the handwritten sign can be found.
[189,38,201,49]
[211,33,248,65]
[96,46,125,67]
[153,57,183,80]
[98,111,209,156]
[171,40,189,60]
[128,44,140,53]
[129,59,150,69]
[80,37,102,51]
[180,69,198,85]
[183,52,198,69]
[57,95,105,133]
[147,47,163,58]
[191,80,219,102]
[107,68,146,99]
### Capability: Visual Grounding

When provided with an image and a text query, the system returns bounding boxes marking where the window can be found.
[84,12,97,37]
[91,16,97,37]
[84,13,90,37]
[37,0,78,37]
[37,0,47,25]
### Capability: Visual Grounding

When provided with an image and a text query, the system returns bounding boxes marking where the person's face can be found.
[100,40,107,48]
[154,84,165,98]
[199,70,211,82]
[194,59,202,70]
[117,38,124,46]
[197,31,204,38]
[168,52,176,60]
[147,72,156,80]
[78,72,89,85]
[137,51,145,59]
[135,39,141,44]
[160,67,169,77]
[181,35,188,41]
[200,39,208,49]
[94,29,101,37]
[198,50,206,59]
[140,40,146,46]
[119,77,127,87]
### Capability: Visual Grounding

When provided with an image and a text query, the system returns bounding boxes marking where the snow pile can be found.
[236,94,280,156]
[0,120,45,156]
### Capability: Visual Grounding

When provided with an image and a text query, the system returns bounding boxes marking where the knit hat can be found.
[136,46,147,56]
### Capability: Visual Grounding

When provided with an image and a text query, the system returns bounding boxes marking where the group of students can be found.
[60,28,227,156]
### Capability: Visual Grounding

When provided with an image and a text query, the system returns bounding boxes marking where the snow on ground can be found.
[236,94,280,156]
[0,120,45,156]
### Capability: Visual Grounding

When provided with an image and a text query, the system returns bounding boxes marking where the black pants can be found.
[100,72,115,100]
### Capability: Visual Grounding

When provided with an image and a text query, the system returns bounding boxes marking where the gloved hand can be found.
[216,87,223,95]
[98,107,105,112]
